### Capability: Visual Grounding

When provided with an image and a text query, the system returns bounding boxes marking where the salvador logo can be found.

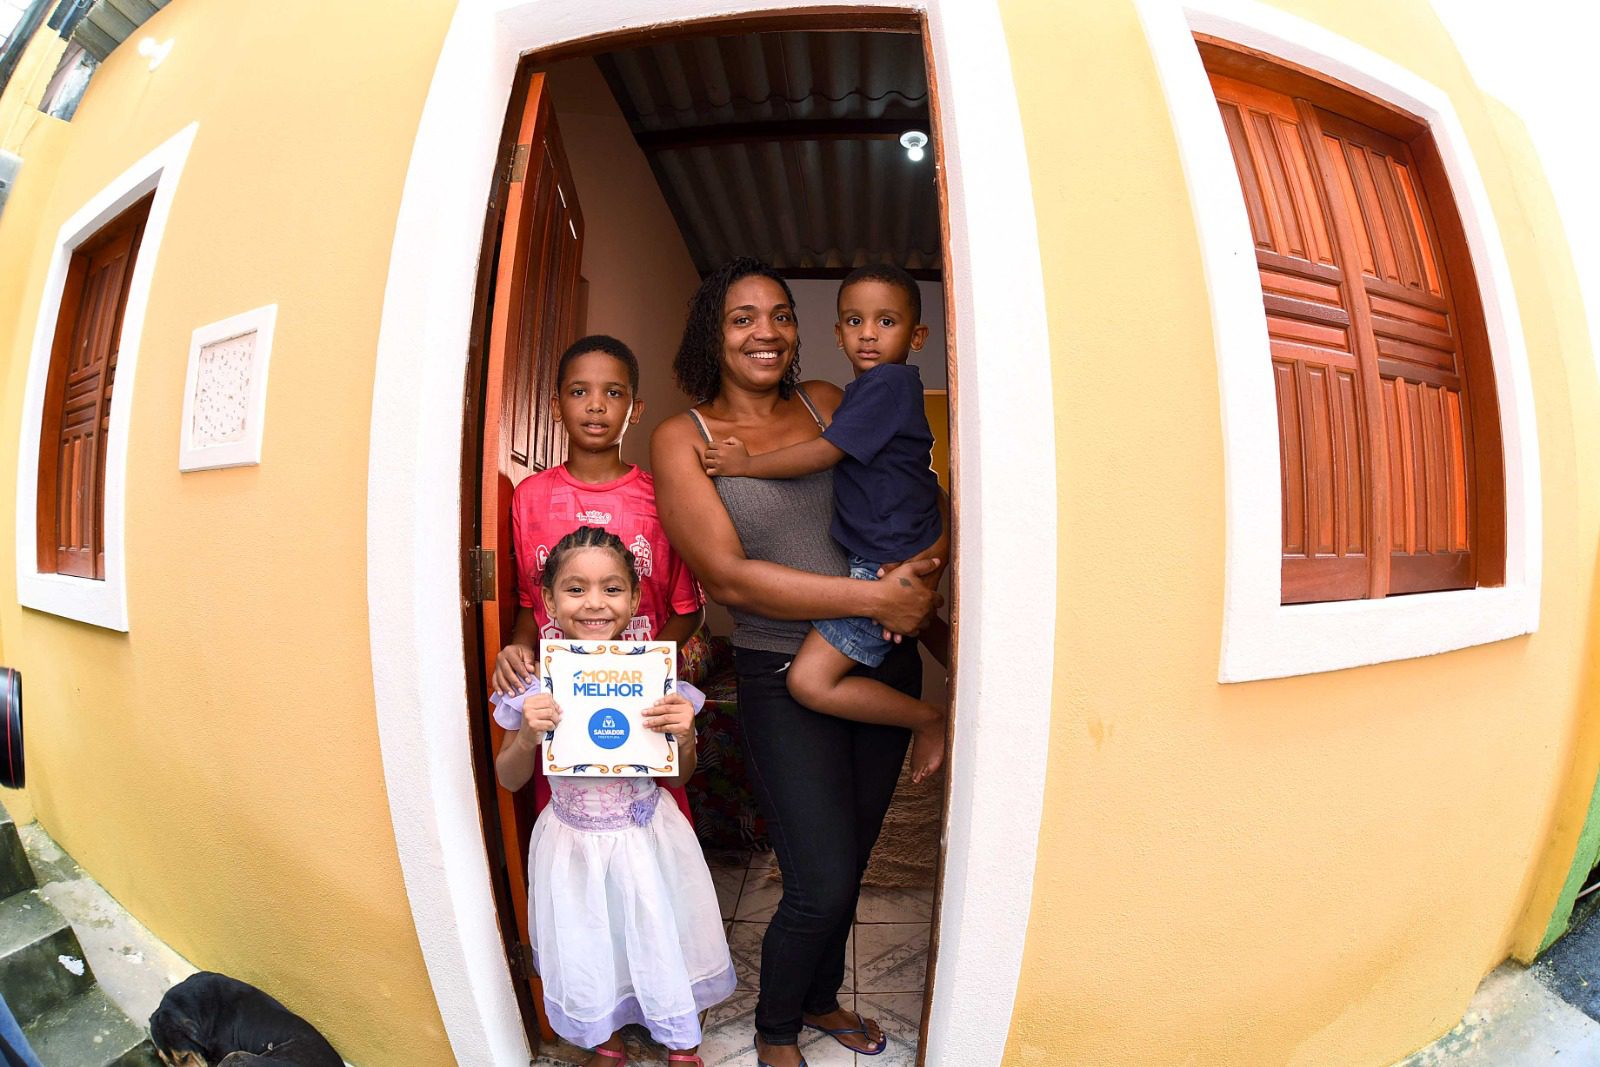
[588,708,629,750]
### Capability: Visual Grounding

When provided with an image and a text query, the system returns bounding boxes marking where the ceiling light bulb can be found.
[907,145,924,162]
[900,129,929,162]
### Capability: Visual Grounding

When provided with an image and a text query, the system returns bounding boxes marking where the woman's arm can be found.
[650,414,941,633]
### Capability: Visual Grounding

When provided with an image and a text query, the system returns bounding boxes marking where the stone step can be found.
[0,803,36,898]
[0,888,93,1025]
[25,985,161,1067]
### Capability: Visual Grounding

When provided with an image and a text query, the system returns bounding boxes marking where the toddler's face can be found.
[541,547,641,641]
[552,351,642,452]
[835,279,928,375]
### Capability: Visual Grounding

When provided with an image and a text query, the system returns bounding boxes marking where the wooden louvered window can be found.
[1201,42,1505,605]
[36,194,151,580]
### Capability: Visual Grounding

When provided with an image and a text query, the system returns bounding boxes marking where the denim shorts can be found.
[813,555,894,668]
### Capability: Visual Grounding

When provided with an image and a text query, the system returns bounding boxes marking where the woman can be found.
[651,258,944,1066]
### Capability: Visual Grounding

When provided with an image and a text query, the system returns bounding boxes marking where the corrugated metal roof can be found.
[70,0,166,62]
[592,30,940,274]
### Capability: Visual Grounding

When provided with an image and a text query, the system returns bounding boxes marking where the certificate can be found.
[540,640,678,777]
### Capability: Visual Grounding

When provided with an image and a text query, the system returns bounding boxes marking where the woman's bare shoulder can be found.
[651,408,704,446]
[798,379,845,418]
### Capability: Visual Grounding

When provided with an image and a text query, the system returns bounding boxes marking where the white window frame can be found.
[1136,0,1541,682]
[367,1,1053,1064]
[14,122,197,631]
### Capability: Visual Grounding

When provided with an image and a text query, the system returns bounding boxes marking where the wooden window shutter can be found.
[1207,61,1497,604]
[36,195,151,579]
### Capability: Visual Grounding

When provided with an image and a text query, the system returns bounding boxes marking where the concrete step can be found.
[25,985,161,1067]
[0,888,93,1025]
[0,803,36,898]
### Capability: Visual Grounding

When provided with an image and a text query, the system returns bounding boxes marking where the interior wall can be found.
[0,3,457,1063]
[542,58,702,472]
[996,1,1600,1065]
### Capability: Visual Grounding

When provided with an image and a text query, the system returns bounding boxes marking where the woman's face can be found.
[718,274,798,394]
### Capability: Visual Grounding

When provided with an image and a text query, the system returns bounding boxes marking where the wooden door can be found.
[477,70,585,1039]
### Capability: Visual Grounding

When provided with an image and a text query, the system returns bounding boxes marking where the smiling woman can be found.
[651,258,945,1065]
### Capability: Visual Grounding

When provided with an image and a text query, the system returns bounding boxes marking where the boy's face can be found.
[835,279,929,375]
[552,351,643,453]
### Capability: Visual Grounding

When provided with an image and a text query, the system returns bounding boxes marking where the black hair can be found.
[673,257,800,401]
[539,526,640,594]
[838,263,922,325]
[556,334,640,395]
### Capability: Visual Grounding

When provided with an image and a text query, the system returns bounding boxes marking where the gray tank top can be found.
[688,386,849,654]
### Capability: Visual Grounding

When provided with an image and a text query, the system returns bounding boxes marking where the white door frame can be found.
[367,2,1055,1063]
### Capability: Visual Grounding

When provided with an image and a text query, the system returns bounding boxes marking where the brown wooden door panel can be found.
[37,197,149,579]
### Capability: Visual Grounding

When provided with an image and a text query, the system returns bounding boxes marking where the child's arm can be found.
[703,434,844,479]
[655,605,705,648]
[494,693,561,792]
[643,691,699,788]
[492,607,542,696]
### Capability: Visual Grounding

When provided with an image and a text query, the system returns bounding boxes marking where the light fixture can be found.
[137,36,174,71]
[900,129,928,162]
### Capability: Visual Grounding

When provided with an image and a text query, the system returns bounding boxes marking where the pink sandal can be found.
[593,1049,626,1065]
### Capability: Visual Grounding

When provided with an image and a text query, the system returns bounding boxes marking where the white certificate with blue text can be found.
[540,640,678,777]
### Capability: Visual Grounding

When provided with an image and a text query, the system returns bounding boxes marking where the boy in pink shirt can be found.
[492,335,705,819]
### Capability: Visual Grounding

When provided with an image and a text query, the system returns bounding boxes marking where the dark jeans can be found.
[735,640,920,1046]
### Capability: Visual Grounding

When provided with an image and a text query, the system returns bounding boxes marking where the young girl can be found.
[493,334,705,822]
[494,526,734,1066]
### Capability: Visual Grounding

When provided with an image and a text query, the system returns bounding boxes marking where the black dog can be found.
[148,972,343,1067]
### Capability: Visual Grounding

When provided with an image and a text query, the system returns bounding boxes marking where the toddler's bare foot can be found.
[910,719,946,783]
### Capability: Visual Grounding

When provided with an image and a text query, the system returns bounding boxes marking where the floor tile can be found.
[699,990,759,1065]
[734,873,783,922]
[856,885,934,924]
[855,992,926,1066]
[853,923,930,994]
[728,921,766,990]
[713,866,746,921]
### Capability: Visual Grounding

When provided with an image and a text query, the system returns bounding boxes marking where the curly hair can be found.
[540,526,640,595]
[673,257,801,401]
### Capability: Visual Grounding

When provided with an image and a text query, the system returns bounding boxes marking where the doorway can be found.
[464,14,954,1064]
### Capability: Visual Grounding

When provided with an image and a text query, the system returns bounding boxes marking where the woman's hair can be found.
[839,263,922,324]
[539,526,640,594]
[673,257,801,401]
[557,334,640,394]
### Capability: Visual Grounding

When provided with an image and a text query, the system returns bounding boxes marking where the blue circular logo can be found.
[588,708,629,750]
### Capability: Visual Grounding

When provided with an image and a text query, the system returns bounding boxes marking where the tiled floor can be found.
[540,849,934,1066]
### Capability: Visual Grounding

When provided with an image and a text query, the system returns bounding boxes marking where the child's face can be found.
[834,279,929,375]
[540,547,641,641]
[552,351,643,453]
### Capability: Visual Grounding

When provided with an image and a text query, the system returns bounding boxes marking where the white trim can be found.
[178,303,278,471]
[13,123,198,632]
[367,2,1053,1064]
[1135,0,1541,682]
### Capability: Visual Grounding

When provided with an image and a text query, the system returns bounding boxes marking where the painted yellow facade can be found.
[999,0,1600,1064]
[0,1,1594,1065]
[0,2,456,1062]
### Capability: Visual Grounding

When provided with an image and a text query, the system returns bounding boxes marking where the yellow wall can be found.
[998,1,1600,1064]
[0,2,457,1063]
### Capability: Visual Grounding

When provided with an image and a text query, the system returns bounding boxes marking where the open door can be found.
[477,69,585,1040]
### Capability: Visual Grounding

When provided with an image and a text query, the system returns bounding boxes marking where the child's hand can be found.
[642,693,696,738]
[517,694,561,742]
[702,436,751,477]
[493,643,536,696]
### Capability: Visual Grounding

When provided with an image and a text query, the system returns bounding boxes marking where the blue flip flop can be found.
[754,1038,807,1066]
[804,1010,888,1056]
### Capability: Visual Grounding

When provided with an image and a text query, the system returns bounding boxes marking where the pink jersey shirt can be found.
[511,464,703,641]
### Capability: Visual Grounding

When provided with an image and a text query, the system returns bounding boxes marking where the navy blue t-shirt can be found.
[821,363,941,562]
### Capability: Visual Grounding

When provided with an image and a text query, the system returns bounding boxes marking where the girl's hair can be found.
[539,526,640,594]
[839,263,922,324]
[557,334,640,394]
[673,257,801,401]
